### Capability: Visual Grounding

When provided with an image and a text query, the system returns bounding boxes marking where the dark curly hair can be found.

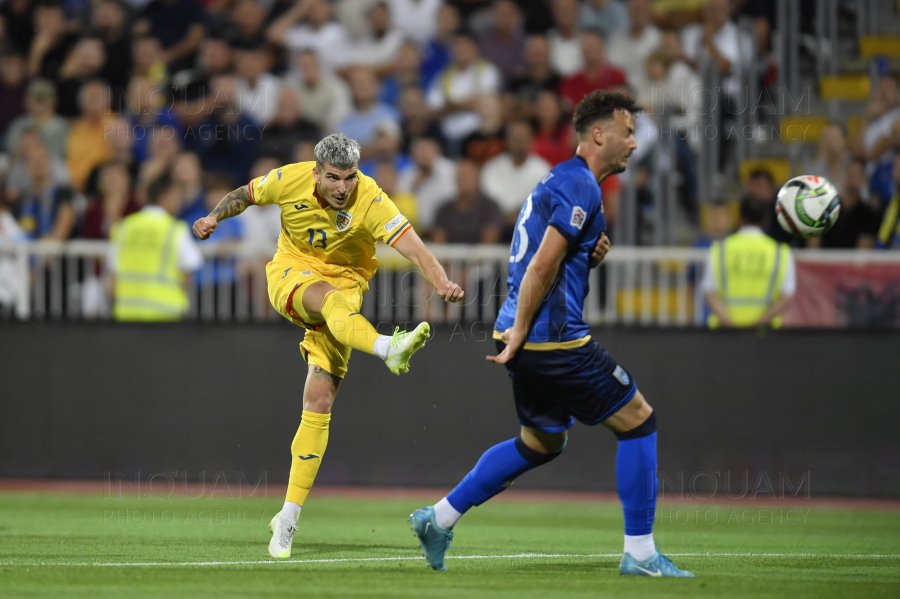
[572,91,643,136]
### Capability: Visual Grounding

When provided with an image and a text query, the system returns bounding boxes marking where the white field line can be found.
[1,553,899,567]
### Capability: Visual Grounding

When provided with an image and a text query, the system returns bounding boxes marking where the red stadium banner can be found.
[783,260,900,328]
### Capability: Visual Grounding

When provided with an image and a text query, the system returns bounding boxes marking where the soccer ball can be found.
[775,175,841,239]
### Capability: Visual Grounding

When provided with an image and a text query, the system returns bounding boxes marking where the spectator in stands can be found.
[877,154,900,249]
[124,75,181,164]
[0,181,26,314]
[857,77,900,208]
[358,119,411,177]
[135,0,206,72]
[67,80,117,192]
[28,0,78,80]
[375,159,419,229]
[558,31,628,111]
[606,0,661,94]
[288,49,352,131]
[237,156,283,252]
[0,0,36,54]
[702,197,796,329]
[84,115,137,196]
[235,42,282,126]
[808,159,879,250]
[91,0,132,99]
[5,128,70,203]
[0,47,28,140]
[80,161,139,241]
[742,169,796,247]
[694,199,734,249]
[171,151,205,225]
[480,119,550,231]
[110,171,202,321]
[172,34,234,90]
[580,0,629,38]
[379,41,423,107]
[56,37,108,118]
[230,0,268,48]
[334,0,380,40]
[426,30,502,147]
[390,0,442,46]
[14,143,77,241]
[506,35,561,116]
[547,0,583,77]
[338,67,401,155]
[397,136,456,232]
[477,0,526,86]
[461,93,506,165]
[433,159,503,244]
[256,87,320,164]
[420,3,458,91]
[399,86,444,154]
[675,0,745,102]
[531,89,573,166]
[131,36,167,86]
[186,74,260,182]
[5,78,68,158]
[137,126,181,197]
[803,123,850,191]
[267,0,350,73]
[345,2,404,71]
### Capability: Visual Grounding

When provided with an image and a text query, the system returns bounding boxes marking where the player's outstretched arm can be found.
[391,228,464,303]
[488,226,569,365]
[193,185,253,240]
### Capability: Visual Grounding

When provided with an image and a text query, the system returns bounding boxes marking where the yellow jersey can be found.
[248,161,413,286]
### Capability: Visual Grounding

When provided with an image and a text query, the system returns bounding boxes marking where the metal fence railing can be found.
[2,241,899,327]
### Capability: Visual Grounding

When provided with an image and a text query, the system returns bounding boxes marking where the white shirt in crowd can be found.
[346,28,405,69]
[426,61,502,141]
[237,204,282,252]
[288,73,353,130]
[548,31,583,77]
[107,205,203,273]
[284,22,350,73]
[681,20,750,99]
[237,73,283,126]
[480,153,552,215]
[0,211,25,309]
[607,25,662,95]
[389,0,442,45]
[700,226,797,296]
[397,157,457,229]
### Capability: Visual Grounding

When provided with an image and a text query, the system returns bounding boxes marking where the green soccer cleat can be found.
[409,506,453,571]
[385,322,430,375]
[619,550,695,577]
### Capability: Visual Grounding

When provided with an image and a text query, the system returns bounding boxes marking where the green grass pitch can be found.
[0,490,898,598]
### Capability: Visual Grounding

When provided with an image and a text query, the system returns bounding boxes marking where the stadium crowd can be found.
[0,0,898,259]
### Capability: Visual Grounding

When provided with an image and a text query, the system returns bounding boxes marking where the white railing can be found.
[2,241,899,327]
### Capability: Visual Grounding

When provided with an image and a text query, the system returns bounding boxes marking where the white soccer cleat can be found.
[384,322,431,375]
[268,512,296,558]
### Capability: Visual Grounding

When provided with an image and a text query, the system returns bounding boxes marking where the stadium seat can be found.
[616,287,682,320]
[778,116,830,144]
[819,75,871,101]
[739,158,792,185]
[858,36,900,58]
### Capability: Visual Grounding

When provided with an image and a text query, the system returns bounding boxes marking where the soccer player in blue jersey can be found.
[410,91,694,577]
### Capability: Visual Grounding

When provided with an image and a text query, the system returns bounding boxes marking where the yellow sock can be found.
[286,410,331,506]
[320,290,380,355]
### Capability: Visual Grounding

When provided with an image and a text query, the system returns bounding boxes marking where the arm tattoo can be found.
[209,185,252,222]
[312,365,342,388]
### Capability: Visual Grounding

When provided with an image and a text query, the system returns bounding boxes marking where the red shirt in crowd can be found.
[558,65,627,110]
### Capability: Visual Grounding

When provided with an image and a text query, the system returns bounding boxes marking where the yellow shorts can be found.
[266,253,364,379]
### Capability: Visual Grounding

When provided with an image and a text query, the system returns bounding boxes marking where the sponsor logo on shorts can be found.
[384,213,404,232]
[336,210,353,231]
[613,365,630,386]
[570,206,586,229]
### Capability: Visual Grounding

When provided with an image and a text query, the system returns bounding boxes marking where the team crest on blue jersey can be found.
[570,206,586,230]
[613,365,630,386]
[335,210,353,231]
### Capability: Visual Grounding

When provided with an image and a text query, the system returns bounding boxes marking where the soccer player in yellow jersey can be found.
[192,133,464,558]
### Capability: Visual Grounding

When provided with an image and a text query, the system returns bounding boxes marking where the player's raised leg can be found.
[410,427,566,570]
[603,390,693,578]
[269,364,340,558]
[299,281,431,375]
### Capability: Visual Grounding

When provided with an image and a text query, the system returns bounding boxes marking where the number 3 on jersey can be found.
[510,193,533,263]
[307,228,327,249]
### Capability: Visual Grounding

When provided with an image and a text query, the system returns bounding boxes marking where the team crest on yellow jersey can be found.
[335,210,353,231]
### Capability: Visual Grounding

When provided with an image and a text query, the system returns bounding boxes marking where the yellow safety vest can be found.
[708,231,790,328]
[112,209,189,322]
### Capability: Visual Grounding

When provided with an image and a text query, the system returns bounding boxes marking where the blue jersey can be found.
[495,156,606,346]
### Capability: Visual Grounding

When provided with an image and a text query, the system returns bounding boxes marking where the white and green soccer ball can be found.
[775,175,841,239]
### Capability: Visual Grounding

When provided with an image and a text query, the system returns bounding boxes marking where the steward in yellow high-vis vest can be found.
[702,198,796,328]
[111,174,202,321]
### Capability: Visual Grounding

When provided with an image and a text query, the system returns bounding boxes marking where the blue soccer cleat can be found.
[619,550,695,577]
[409,506,454,571]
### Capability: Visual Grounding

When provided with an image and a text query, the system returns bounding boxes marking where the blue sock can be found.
[615,413,658,536]
[446,437,562,513]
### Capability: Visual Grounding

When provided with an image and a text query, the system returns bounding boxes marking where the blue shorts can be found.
[497,339,637,433]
